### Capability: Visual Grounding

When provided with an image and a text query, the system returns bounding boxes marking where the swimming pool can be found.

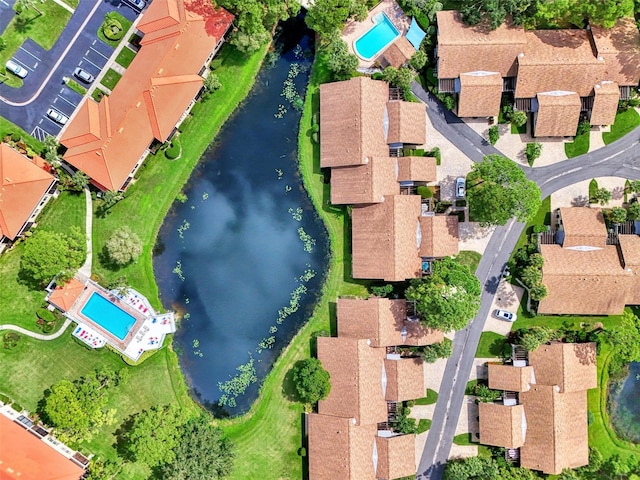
[354,12,400,61]
[80,292,136,340]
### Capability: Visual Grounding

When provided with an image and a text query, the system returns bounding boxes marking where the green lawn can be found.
[456,250,482,274]
[418,418,431,433]
[511,195,551,256]
[115,46,136,68]
[0,118,43,153]
[220,49,370,480]
[65,78,87,96]
[97,12,132,48]
[510,122,527,134]
[0,191,84,330]
[0,3,71,65]
[453,432,476,445]
[603,108,640,145]
[564,131,590,158]
[100,68,122,91]
[415,388,438,405]
[475,331,506,358]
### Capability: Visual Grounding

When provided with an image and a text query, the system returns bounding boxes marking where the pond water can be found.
[609,361,640,443]
[153,17,328,416]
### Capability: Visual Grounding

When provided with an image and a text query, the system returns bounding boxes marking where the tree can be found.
[520,265,542,287]
[70,171,89,191]
[203,73,221,98]
[126,404,188,467]
[405,257,481,331]
[592,187,612,206]
[511,110,528,127]
[105,226,142,265]
[459,0,534,29]
[229,29,271,54]
[324,36,358,81]
[467,154,542,225]
[20,227,86,286]
[98,190,125,216]
[381,66,416,91]
[161,415,235,479]
[628,180,640,194]
[610,206,627,224]
[292,358,331,404]
[487,125,500,145]
[525,142,541,165]
[608,311,640,365]
[529,282,547,301]
[420,339,453,362]
[84,457,123,480]
[444,455,500,480]
[474,383,501,403]
[627,202,640,221]
[409,50,427,71]
[306,0,365,37]
[519,326,555,351]
[43,135,61,165]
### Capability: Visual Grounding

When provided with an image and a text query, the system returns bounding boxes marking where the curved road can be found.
[411,82,640,479]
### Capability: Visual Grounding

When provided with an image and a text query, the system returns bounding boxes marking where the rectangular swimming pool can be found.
[80,292,136,341]
[354,12,400,61]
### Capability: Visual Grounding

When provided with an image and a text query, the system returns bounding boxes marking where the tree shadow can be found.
[484,275,500,295]
[113,414,137,460]
[282,362,302,403]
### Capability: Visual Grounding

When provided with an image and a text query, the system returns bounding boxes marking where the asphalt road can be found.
[411,82,640,479]
[0,0,140,139]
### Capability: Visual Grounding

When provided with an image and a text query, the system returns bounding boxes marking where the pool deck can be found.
[342,0,411,68]
[55,279,176,362]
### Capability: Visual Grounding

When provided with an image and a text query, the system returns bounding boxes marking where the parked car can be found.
[502,265,510,279]
[494,309,516,322]
[73,67,94,84]
[46,108,69,125]
[124,0,146,10]
[455,177,466,198]
[5,60,28,78]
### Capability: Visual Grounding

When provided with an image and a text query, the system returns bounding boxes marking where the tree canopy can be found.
[467,154,541,226]
[20,227,86,285]
[40,368,126,444]
[105,226,143,266]
[305,0,368,38]
[292,358,331,404]
[405,257,481,331]
[161,415,235,479]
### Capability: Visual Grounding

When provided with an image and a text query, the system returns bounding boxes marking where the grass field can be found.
[220,49,370,480]
[115,46,136,68]
[564,130,590,158]
[456,250,482,273]
[603,108,640,145]
[100,68,122,91]
[475,331,506,358]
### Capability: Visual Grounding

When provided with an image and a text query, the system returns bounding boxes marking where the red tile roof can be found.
[48,278,86,312]
[0,415,84,480]
[61,0,233,191]
[0,144,55,240]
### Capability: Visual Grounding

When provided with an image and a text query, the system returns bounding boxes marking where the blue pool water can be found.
[80,292,136,340]
[354,13,400,61]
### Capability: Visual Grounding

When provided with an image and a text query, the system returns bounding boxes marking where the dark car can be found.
[73,67,94,84]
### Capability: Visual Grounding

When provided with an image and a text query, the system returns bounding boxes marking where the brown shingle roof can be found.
[386,101,426,145]
[319,77,390,168]
[337,297,443,347]
[384,357,425,401]
[435,10,526,78]
[591,17,640,87]
[380,37,416,68]
[519,386,589,474]
[307,414,377,480]
[330,158,399,205]
[478,403,526,448]
[397,156,437,183]
[375,434,417,480]
[619,234,640,268]
[515,29,604,99]
[351,195,422,281]
[0,144,55,240]
[457,72,503,117]
[527,342,597,393]
[487,364,534,392]
[317,337,387,425]
[61,0,233,191]
[418,215,459,258]
[534,92,581,137]
[590,81,620,125]
[560,207,607,248]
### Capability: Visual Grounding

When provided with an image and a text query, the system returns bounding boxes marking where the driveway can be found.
[0,0,140,138]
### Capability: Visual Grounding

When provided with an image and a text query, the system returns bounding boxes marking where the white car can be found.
[5,60,28,78]
[46,108,69,125]
[455,177,466,198]
[73,67,94,84]
[124,0,146,10]
[494,309,516,322]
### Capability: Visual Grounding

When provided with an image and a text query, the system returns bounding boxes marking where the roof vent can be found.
[518,53,524,58]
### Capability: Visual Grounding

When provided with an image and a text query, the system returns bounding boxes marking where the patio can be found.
[342,0,412,68]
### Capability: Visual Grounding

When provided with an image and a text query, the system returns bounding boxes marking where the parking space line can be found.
[90,47,109,60]
[11,58,34,72]
[19,46,41,62]
[83,57,102,70]
[57,95,77,108]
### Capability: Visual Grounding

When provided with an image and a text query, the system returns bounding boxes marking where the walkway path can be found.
[51,0,74,14]
[79,186,93,278]
[0,319,73,340]
[412,81,640,479]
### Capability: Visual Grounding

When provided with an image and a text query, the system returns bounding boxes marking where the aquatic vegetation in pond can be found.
[288,207,303,221]
[297,226,316,252]
[177,220,190,238]
[275,168,283,179]
[274,104,287,118]
[202,192,209,201]
[173,260,185,281]
[218,356,258,408]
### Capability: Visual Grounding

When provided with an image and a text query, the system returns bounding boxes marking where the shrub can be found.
[0,393,10,404]
[628,202,640,221]
[576,120,591,136]
[417,185,433,199]
[525,142,542,166]
[511,110,527,127]
[532,224,547,234]
[103,19,123,41]
[37,308,56,322]
[610,207,627,224]
[164,138,181,160]
[3,333,20,349]
[442,94,455,111]
[425,146,441,165]
[11,403,23,413]
[488,125,499,145]
[370,284,394,297]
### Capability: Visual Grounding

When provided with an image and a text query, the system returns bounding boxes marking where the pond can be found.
[153,17,328,416]
[609,361,640,443]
